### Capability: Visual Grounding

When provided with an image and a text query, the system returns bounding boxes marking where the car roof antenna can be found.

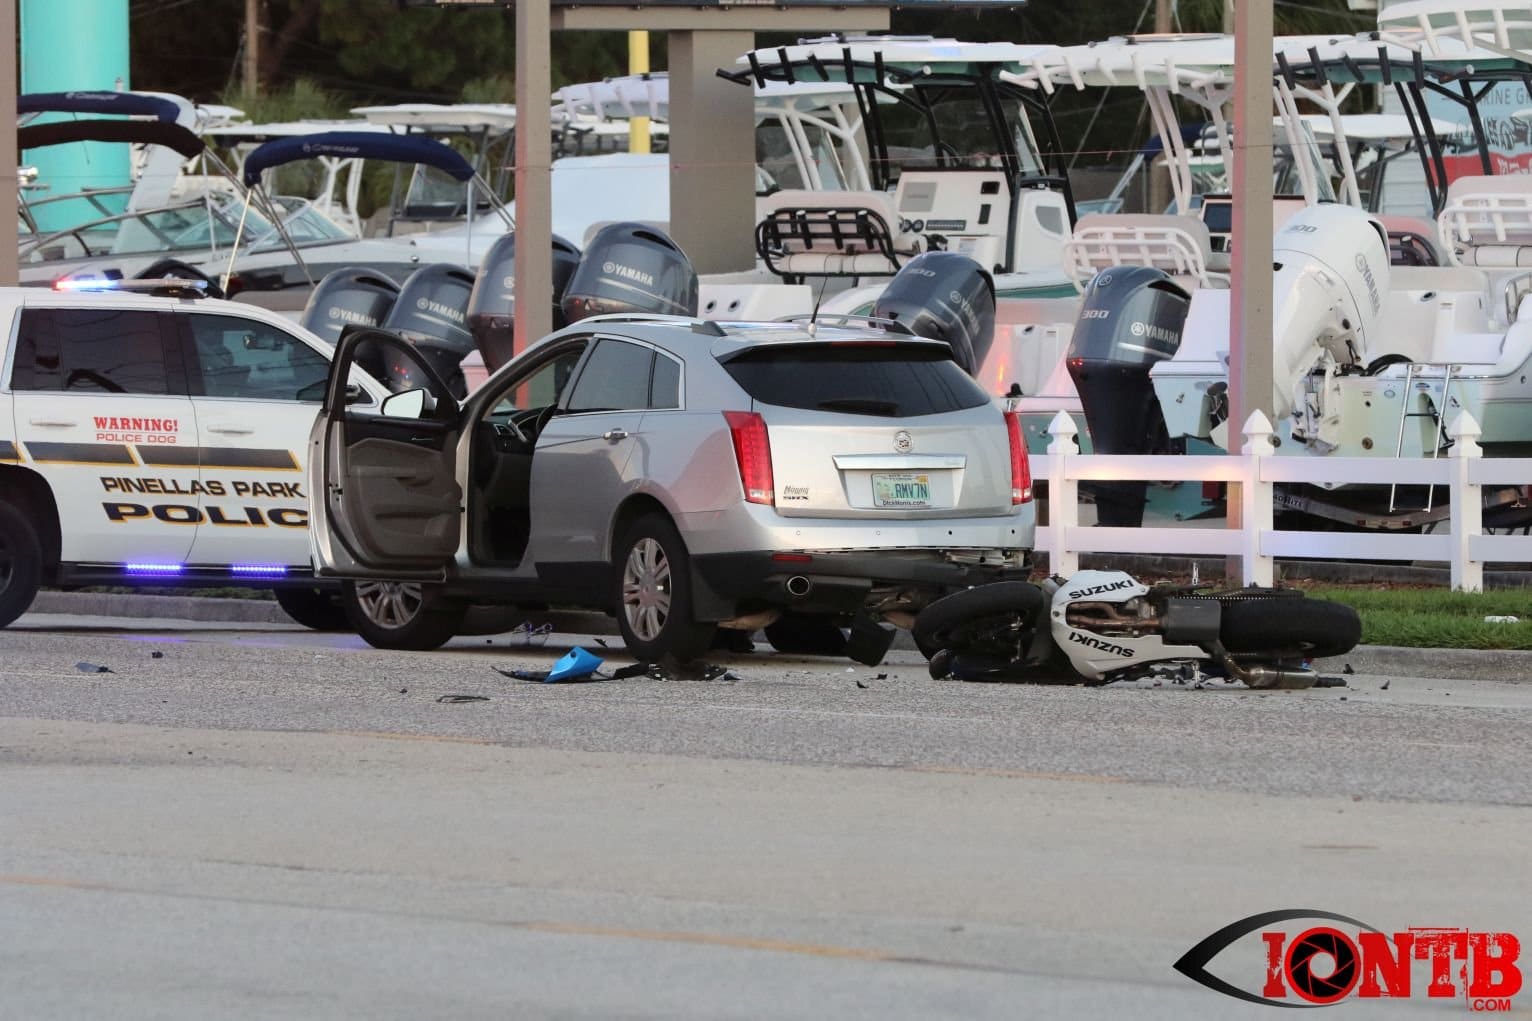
[808,273,831,335]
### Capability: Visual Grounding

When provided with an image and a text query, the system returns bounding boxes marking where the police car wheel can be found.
[0,500,44,629]
[341,580,464,651]
[274,587,349,631]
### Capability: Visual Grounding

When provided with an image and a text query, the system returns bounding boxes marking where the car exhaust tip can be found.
[784,575,813,598]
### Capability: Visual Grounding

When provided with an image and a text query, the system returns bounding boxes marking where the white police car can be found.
[0,279,386,629]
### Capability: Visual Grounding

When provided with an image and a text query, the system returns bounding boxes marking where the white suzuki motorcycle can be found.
[915,571,1361,689]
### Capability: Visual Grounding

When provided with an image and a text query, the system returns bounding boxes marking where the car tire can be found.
[274,587,349,631]
[614,513,716,662]
[764,613,848,656]
[0,500,44,629]
[1219,597,1362,661]
[912,581,1047,661]
[341,580,465,651]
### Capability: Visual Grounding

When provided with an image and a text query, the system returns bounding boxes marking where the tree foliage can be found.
[127,0,1375,149]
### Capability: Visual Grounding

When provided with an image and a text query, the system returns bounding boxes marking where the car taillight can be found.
[1004,410,1032,505]
[724,411,774,505]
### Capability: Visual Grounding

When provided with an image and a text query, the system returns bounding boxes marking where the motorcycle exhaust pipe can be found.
[1201,639,1316,690]
[784,576,813,598]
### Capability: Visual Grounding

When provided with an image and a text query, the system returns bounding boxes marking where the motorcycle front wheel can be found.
[912,581,1047,661]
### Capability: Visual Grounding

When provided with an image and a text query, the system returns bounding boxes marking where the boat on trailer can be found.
[1086,4,1532,530]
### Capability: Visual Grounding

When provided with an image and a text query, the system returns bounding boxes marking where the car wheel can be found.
[0,501,44,629]
[341,580,465,651]
[274,587,349,631]
[614,513,716,662]
[764,613,848,656]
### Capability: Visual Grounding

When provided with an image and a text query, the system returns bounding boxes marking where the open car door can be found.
[310,328,463,580]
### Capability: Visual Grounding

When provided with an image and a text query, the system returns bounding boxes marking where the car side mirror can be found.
[380,387,433,419]
[344,383,367,405]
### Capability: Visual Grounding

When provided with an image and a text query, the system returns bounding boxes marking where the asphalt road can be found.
[3,612,1530,1019]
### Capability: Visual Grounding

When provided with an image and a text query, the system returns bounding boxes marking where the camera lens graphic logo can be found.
[1285,927,1360,1004]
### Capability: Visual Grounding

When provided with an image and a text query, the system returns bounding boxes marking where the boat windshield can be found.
[19,192,351,265]
[871,84,1045,187]
[394,163,502,222]
[755,114,855,192]
[249,195,353,248]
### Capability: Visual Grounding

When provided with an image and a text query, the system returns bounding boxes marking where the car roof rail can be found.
[574,312,693,327]
[777,313,916,336]
[52,277,212,299]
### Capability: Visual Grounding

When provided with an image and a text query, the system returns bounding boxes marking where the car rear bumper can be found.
[690,549,1030,619]
[675,502,1036,558]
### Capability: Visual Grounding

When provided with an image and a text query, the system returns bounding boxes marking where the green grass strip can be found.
[1305,587,1532,649]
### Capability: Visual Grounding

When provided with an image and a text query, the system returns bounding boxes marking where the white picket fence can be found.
[1035,410,1532,592]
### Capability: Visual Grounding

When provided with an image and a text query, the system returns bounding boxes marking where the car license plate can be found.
[872,472,931,508]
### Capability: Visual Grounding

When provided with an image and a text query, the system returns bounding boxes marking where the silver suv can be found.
[309,314,1035,661]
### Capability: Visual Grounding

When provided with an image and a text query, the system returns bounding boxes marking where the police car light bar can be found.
[53,277,211,298]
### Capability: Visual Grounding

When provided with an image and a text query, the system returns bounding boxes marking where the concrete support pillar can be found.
[1227,0,1275,455]
[513,0,553,350]
[667,29,756,274]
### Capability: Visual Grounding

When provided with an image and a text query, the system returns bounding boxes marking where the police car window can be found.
[565,339,654,413]
[186,314,329,402]
[650,353,680,410]
[11,308,169,394]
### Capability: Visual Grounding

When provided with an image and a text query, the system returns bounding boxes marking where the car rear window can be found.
[720,343,990,417]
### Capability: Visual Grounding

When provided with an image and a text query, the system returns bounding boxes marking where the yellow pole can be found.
[629,30,651,155]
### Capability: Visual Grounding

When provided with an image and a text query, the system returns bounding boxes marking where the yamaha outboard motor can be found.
[467,232,581,372]
[380,263,477,396]
[562,222,698,323]
[299,267,401,345]
[1066,266,1190,527]
[871,252,996,376]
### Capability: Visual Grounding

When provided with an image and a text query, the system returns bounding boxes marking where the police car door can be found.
[8,301,199,566]
[177,310,332,569]
[312,329,463,578]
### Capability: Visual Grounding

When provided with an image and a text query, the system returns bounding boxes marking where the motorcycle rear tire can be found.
[1218,597,1361,660]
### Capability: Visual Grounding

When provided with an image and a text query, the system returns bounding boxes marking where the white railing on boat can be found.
[1035,409,1532,592]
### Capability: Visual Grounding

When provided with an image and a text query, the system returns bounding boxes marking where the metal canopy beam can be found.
[549,8,888,31]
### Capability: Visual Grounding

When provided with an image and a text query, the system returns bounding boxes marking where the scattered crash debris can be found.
[436,694,490,704]
[646,659,740,681]
[494,647,604,683]
[75,662,113,674]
